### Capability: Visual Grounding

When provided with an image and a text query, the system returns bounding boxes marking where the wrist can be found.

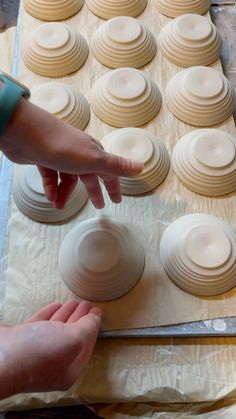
[0,98,61,165]
[0,73,30,142]
[0,96,29,157]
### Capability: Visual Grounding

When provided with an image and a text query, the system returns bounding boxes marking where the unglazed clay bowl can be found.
[153,0,211,18]
[23,22,88,77]
[23,0,84,21]
[58,217,145,301]
[13,165,88,223]
[87,0,148,20]
[101,128,170,194]
[166,66,233,126]
[91,68,162,127]
[91,16,157,68]
[160,213,236,296]
[31,82,90,130]
[172,129,236,196]
[159,14,221,67]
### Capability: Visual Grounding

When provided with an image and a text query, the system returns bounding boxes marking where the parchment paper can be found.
[1,0,236,411]
[0,27,15,73]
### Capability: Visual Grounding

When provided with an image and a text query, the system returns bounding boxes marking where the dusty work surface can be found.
[4,3,236,330]
[1,0,236,414]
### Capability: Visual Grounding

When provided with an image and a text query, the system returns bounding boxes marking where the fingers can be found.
[89,307,103,318]
[102,176,122,204]
[79,174,105,209]
[74,307,102,341]
[60,308,102,383]
[66,308,102,368]
[68,309,102,347]
[55,172,78,209]
[49,300,101,323]
[97,152,144,178]
[79,173,122,207]
[25,300,101,325]
[38,147,143,209]
[25,302,62,323]
[67,300,93,323]
[50,300,80,322]
[38,167,78,209]
[38,166,59,202]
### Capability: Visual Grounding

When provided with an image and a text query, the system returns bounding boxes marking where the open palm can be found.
[0,300,102,398]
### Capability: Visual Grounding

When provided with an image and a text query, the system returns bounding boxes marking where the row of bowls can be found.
[23,0,211,21]
[57,213,236,301]
[23,14,222,77]
[13,127,236,227]
[30,65,234,129]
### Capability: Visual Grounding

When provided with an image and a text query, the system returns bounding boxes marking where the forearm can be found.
[0,97,62,165]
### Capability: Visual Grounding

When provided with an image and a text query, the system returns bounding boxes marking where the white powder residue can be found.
[212,319,227,332]
[203,320,212,329]
[203,319,227,332]
[31,325,38,331]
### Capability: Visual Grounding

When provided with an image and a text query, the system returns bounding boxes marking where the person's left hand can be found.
[0,300,102,399]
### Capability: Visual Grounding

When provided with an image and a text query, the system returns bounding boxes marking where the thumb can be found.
[99,152,144,177]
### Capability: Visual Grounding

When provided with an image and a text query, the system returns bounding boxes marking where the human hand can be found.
[1,99,143,208]
[0,300,102,400]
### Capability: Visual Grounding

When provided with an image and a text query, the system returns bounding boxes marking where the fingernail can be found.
[95,307,103,317]
[93,314,102,328]
[91,307,103,325]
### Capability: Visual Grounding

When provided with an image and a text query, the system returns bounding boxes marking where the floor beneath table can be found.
[0,0,236,417]
[0,0,19,29]
[211,2,236,119]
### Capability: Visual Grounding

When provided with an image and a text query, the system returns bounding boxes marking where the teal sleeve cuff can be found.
[0,75,26,138]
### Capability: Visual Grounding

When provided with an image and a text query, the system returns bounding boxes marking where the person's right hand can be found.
[1,98,144,209]
[0,300,102,400]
